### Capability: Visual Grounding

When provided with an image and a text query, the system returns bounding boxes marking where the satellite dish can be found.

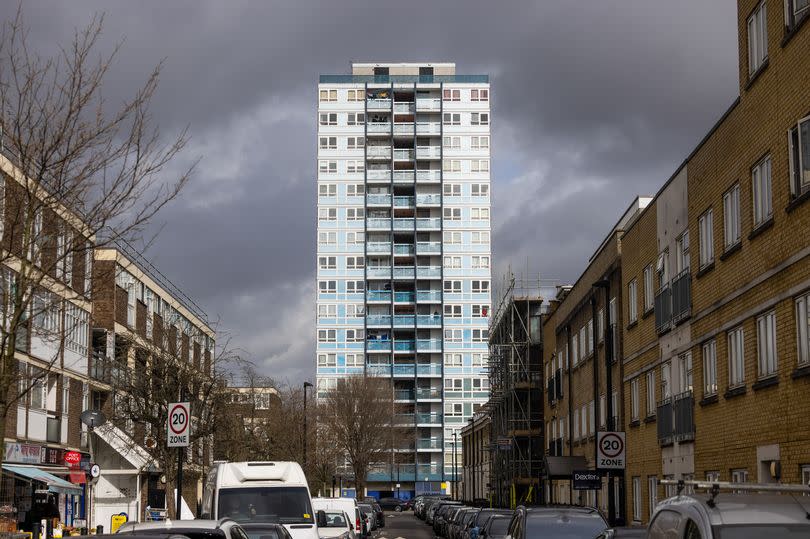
[80,410,107,430]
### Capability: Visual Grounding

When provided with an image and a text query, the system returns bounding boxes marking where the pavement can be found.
[372,511,433,539]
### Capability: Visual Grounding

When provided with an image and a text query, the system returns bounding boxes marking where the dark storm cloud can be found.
[3,0,739,381]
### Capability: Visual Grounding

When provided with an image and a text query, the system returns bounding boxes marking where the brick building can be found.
[460,411,491,503]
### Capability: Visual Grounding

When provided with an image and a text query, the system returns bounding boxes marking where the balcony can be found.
[393,123,415,136]
[394,291,415,303]
[416,412,443,425]
[416,387,442,400]
[416,266,442,279]
[367,194,392,206]
[394,243,415,256]
[367,218,391,231]
[394,339,416,352]
[393,315,416,327]
[416,314,442,326]
[673,391,695,442]
[393,364,416,376]
[367,146,392,159]
[416,169,441,182]
[367,364,390,376]
[417,438,442,450]
[417,364,442,376]
[91,353,130,386]
[367,122,391,134]
[671,269,692,324]
[367,242,392,254]
[394,102,415,113]
[416,98,441,111]
[367,314,392,327]
[394,218,415,230]
[416,146,441,159]
[416,217,441,230]
[394,196,415,208]
[654,284,673,334]
[416,290,442,303]
[393,266,415,279]
[416,241,442,255]
[367,169,392,181]
[367,266,392,278]
[366,340,392,352]
[394,149,415,161]
[416,464,443,481]
[367,98,391,111]
[656,397,674,446]
[416,194,441,206]
[394,413,415,425]
[416,338,442,351]
[393,170,416,183]
[416,122,441,135]
[367,290,392,302]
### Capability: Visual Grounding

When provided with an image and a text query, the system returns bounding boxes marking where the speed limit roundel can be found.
[597,431,626,470]
[167,402,190,447]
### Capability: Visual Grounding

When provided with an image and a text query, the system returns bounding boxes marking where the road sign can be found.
[167,402,190,447]
[90,464,101,478]
[596,431,626,470]
[572,470,602,490]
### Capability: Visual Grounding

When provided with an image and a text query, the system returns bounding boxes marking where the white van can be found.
[201,461,325,539]
[311,497,362,538]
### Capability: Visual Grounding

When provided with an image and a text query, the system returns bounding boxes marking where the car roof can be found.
[658,493,810,526]
[119,520,236,531]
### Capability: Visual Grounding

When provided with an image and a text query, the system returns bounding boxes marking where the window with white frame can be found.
[347,136,365,149]
[661,361,671,399]
[319,112,337,126]
[731,469,748,484]
[319,136,337,149]
[444,378,462,390]
[444,231,462,244]
[573,408,580,440]
[472,304,489,317]
[443,113,461,125]
[801,464,810,493]
[317,378,337,394]
[319,160,337,174]
[472,256,489,269]
[444,329,462,342]
[631,378,640,421]
[756,310,777,378]
[471,136,490,150]
[723,184,741,249]
[346,160,365,173]
[470,88,489,102]
[444,402,463,416]
[648,476,658,518]
[572,336,579,367]
[471,231,490,244]
[643,264,654,312]
[347,89,363,102]
[579,326,587,358]
[319,89,337,102]
[443,136,461,149]
[698,209,714,267]
[444,256,462,269]
[471,112,489,126]
[728,326,745,387]
[646,370,656,416]
[747,1,768,75]
[346,231,364,244]
[472,280,489,293]
[347,112,365,125]
[444,183,461,196]
[703,339,718,396]
[444,280,462,293]
[797,292,810,366]
[679,352,693,393]
[345,353,363,367]
[443,159,461,172]
[346,208,365,220]
[472,378,489,391]
[317,353,336,367]
[471,207,490,220]
[472,329,488,342]
[656,251,669,286]
[632,477,641,522]
[346,304,365,317]
[471,183,489,196]
[472,353,487,367]
[628,279,638,323]
[318,280,336,293]
[318,232,336,245]
[442,89,460,102]
[317,329,336,342]
[318,256,336,269]
[346,329,365,342]
[318,183,336,197]
[676,231,690,273]
[471,160,490,173]
[318,207,337,221]
[317,304,336,318]
[32,292,60,334]
[752,155,772,226]
[443,207,461,221]
[444,304,462,318]
[789,115,810,197]
[345,280,364,293]
[785,0,810,31]
[444,353,462,366]
[597,308,604,342]
[347,183,364,196]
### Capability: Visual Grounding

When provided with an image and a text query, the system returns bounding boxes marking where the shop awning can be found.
[544,456,589,479]
[3,465,83,494]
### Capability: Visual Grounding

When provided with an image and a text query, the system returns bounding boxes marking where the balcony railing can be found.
[367,123,391,134]
[367,266,392,278]
[367,290,392,302]
[416,387,442,399]
[393,364,416,376]
[367,218,391,230]
[656,397,674,446]
[366,340,392,351]
[416,314,442,327]
[416,217,441,230]
[367,364,390,375]
[367,169,392,180]
[673,391,695,442]
[394,102,415,113]
[394,413,415,425]
[416,338,442,351]
[394,243,415,255]
[415,98,441,111]
[416,122,441,135]
[367,146,392,159]
[393,315,416,326]
[416,266,442,278]
[394,340,416,352]
[367,314,392,326]
[417,364,443,376]
[394,149,415,160]
[393,218,415,230]
[393,123,415,135]
[367,242,392,254]
[416,194,441,206]
[393,170,416,182]
[416,241,441,255]
[416,146,441,159]
[671,269,692,324]
[416,290,442,302]
[367,98,391,110]
[416,412,443,425]
[394,196,415,207]
[654,284,673,334]
[393,266,415,278]
[394,291,415,303]
[91,353,130,386]
[366,194,391,205]
[417,438,442,450]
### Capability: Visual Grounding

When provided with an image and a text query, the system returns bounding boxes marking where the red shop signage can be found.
[64,451,82,467]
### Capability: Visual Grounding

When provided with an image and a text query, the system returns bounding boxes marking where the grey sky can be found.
[4,1,740,383]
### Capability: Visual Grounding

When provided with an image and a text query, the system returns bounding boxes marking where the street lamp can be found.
[303,382,313,471]
[452,431,458,501]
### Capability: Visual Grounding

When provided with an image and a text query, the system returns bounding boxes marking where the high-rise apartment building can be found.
[316,62,491,498]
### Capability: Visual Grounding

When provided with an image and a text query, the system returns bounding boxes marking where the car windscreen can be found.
[475,511,509,527]
[488,517,511,535]
[322,511,348,528]
[218,487,314,524]
[525,512,607,538]
[462,512,477,525]
[713,525,810,538]
[129,530,226,539]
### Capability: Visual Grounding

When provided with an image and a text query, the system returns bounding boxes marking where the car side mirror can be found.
[316,510,328,528]
[595,530,616,539]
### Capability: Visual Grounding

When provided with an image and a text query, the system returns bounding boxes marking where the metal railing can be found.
[366,340,392,351]
[416,98,441,111]
[417,438,442,450]
[394,340,416,351]
[393,243,414,255]
[416,290,442,302]
[655,284,673,334]
[416,146,441,159]
[367,123,391,134]
[416,169,441,181]
[367,242,392,254]
[416,194,441,205]
[393,266,415,278]
[367,98,391,110]
[416,266,441,278]
[417,364,442,375]
[416,413,443,425]
[393,364,416,376]
[367,290,392,302]
[673,391,695,442]
[393,315,416,326]
[394,291,415,302]
[657,397,674,446]
[393,170,416,182]
[416,314,442,326]
[416,217,441,229]
[393,123,415,135]
[367,266,392,278]
[394,102,415,113]
[394,149,415,160]
[393,217,415,230]
[394,196,415,207]
[671,269,692,323]
[416,338,442,350]
[367,218,391,229]
[367,315,392,326]
[366,147,392,159]
[416,387,442,399]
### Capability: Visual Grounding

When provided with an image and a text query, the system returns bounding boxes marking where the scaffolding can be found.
[486,272,556,508]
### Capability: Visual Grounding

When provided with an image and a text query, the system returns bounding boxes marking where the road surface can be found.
[374,511,432,539]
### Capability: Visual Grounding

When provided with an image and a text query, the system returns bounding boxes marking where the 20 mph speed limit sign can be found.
[167,402,190,447]
[596,431,626,470]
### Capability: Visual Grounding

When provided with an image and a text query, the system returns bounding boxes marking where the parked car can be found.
[438,505,468,539]
[358,503,377,531]
[465,509,512,539]
[117,519,249,539]
[377,497,408,512]
[454,508,480,539]
[240,523,294,539]
[311,498,363,539]
[478,514,511,539]
[316,510,356,539]
[371,503,385,528]
[505,506,611,539]
[449,508,477,539]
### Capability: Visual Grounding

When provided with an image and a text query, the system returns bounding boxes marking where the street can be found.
[374,511,432,539]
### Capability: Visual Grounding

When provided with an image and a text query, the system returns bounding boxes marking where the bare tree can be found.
[0,8,192,472]
[317,376,402,496]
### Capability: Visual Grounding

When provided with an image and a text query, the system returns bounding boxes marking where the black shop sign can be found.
[572,470,602,490]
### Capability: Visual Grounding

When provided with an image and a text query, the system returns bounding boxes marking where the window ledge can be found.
[627,320,638,330]
[748,217,774,240]
[724,385,747,400]
[699,394,719,407]
[644,415,656,424]
[791,364,810,379]
[781,13,810,48]
[642,308,654,320]
[786,188,810,213]
[752,376,779,391]
[629,419,640,428]
[696,262,715,279]
[744,58,769,91]
[719,242,742,261]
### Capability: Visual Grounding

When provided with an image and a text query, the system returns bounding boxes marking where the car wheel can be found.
[395,505,402,512]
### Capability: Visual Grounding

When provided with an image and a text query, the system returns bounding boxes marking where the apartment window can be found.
[643,264,654,312]
[580,405,588,438]
[656,251,669,285]
[632,477,642,522]
[631,378,640,421]
[317,304,336,318]
[318,281,336,294]
[444,329,462,342]
[345,304,364,318]
[443,207,461,221]
[444,378,462,391]
[589,401,596,435]
[318,184,336,197]
[317,232,336,245]
[444,183,461,196]
[471,231,490,244]
[472,329,488,342]
[347,112,365,125]
[346,208,365,221]
[789,115,810,197]
[346,231,364,244]
[679,352,694,393]
[442,89,460,102]
[579,326,588,357]
[471,304,489,317]
[728,326,745,388]
[706,471,720,483]
[471,136,490,150]
[444,280,462,293]
[319,160,337,174]
[676,231,690,273]
[628,279,638,323]
[747,1,768,75]
[723,184,741,249]
[572,337,579,367]
[648,476,659,517]
[661,361,672,399]
[319,136,337,149]
[698,209,714,267]
[470,89,489,102]
[443,231,462,244]
[752,155,773,227]
[802,465,810,493]
[317,353,336,367]
[444,304,462,318]
[443,136,461,149]
[346,160,365,174]
[472,378,489,391]
[319,89,337,102]
[319,113,337,126]
[703,339,718,396]
[346,329,364,342]
[443,113,461,125]
[444,256,461,269]
[471,113,489,126]
[346,280,364,293]
[346,256,364,269]
[472,280,489,293]
[471,160,490,173]
[731,469,748,484]
[471,207,490,220]
[347,136,365,149]
[444,353,462,366]
[797,292,810,366]
[346,184,364,196]
[573,408,580,440]
[318,329,336,343]
[756,310,778,378]
[597,309,604,342]
[785,0,810,31]
[318,207,337,221]
[443,159,461,173]
[445,403,463,417]
[347,89,363,102]
[471,256,489,269]
[345,353,363,367]
[318,256,336,269]
[472,353,487,367]
[471,183,489,196]
[646,370,656,416]
[599,394,606,427]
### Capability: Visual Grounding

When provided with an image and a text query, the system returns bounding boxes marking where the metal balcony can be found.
[394,340,416,352]
[416,169,441,182]
[671,269,692,324]
[367,218,391,230]
[673,391,695,442]
[394,291,415,303]
[366,194,391,206]
[394,149,415,161]
[415,98,441,111]
[394,389,414,401]
[367,314,392,327]
[416,438,443,450]
[416,146,441,159]
[416,217,441,230]
[393,266,415,279]
[416,413,443,425]
[416,387,442,400]
[416,266,442,279]
[393,315,416,327]
[393,218,415,230]
[367,99,391,111]
[655,284,673,334]
[393,243,415,256]
[366,340,392,352]
[367,122,391,134]
[394,102,415,113]
[366,146,392,159]
[367,242,392,254]
[366,266,392,278]
[416,314,442,327]
[417,364,443,376]
[394,196,415,208]
[393,170,416,182]
[416,194,441,206]
[393,123,415,136]
[416,122,441,135]
[393,364,416,376]
[416,338,442,351]
[416,290,442,302]
[367,290,392,302]
[657,397,674,446]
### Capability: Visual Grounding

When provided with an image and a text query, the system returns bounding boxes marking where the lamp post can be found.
[593,278,617,526]
[303,382,313,472]
[452,431,458,501]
